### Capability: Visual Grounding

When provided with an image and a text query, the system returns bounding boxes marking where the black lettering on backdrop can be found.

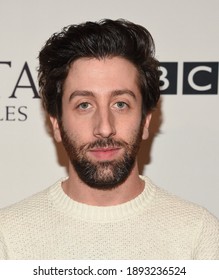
[0,106,28,121]
[159,63,178,94]
[6,106,16,121]
[0,61,11,67]
[9,62,40,99]
[18,106,28,121]
[183,62,218,95]
[159,62,218,95]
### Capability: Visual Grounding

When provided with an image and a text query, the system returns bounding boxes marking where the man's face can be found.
[51,57,151,189]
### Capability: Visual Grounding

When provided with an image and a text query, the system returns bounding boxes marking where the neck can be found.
[62,161,144,206]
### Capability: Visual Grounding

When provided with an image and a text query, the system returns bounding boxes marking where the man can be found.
[0,19,218,259]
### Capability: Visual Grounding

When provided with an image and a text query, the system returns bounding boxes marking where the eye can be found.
[77,102,92,110]
[114,101,129,109]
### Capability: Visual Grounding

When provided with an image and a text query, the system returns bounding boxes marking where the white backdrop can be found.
[0,0,218,218]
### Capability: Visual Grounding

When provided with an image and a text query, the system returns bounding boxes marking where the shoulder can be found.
[143,176,219,259]
[0,179,63,223]
[142,175,219,228]
[0,179,64,259]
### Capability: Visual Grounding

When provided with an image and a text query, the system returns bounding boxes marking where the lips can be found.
[88,147,121,160]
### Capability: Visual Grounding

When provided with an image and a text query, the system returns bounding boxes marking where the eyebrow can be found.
[111,89,136,100]
[68,91,94,102]
[68,89,136,102]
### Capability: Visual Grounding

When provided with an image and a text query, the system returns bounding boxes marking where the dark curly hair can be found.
[38,19,160,120]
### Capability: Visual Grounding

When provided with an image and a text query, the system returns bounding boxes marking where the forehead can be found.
[63,56,140,96]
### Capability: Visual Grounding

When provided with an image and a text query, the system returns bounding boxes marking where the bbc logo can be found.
[159,62,218,95]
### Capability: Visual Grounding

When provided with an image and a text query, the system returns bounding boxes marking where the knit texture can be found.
[0,176,218,259]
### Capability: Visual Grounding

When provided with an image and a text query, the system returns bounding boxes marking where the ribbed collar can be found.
[48,176,157,222]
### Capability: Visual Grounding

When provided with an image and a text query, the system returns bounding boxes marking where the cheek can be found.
[61,118,94,145]
[118,117,143,137]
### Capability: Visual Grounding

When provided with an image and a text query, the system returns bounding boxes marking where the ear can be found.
[142,113,152,140]
[49,116,62,143]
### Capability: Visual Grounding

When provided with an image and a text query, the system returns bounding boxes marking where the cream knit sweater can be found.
[0,176,218,259]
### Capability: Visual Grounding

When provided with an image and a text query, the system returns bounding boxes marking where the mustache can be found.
[80,138,128,151]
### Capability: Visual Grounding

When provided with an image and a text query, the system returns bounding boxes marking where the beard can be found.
[59,121,144,190]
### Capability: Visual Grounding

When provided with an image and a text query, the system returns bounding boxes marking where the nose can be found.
[93,107,116,138]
